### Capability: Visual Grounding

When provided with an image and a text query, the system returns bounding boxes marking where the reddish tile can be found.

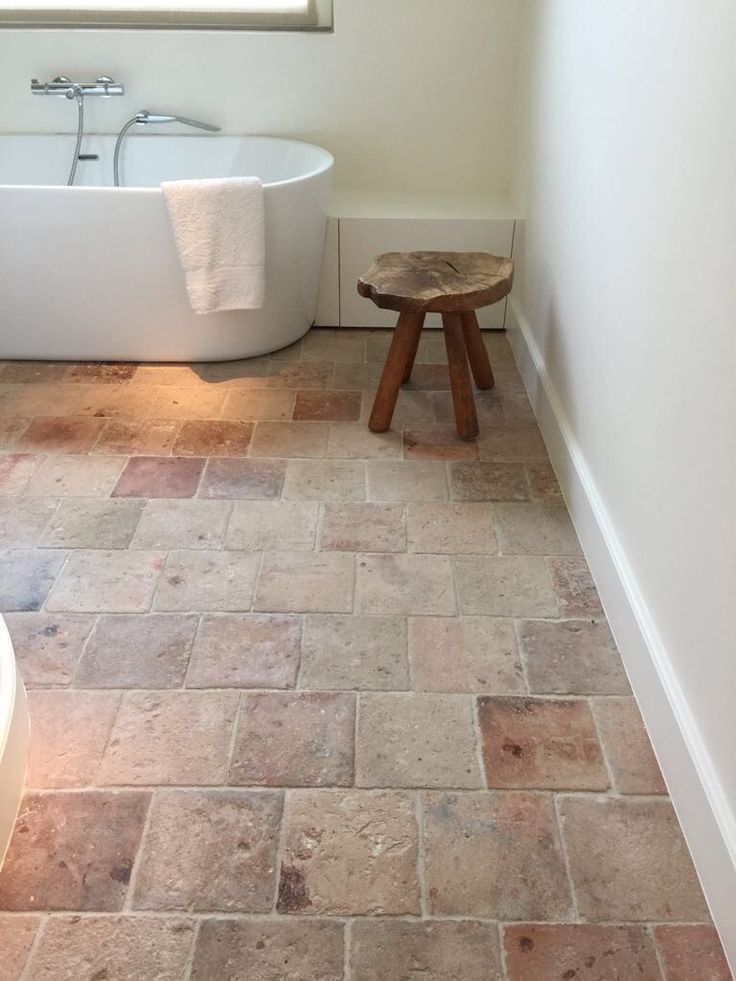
[404,363,451,390]
[478,697,609,790]
[65,363,137,383]
[449,462,529,501]
[423,790,572,918]
[294,390,362,422]
[172,420,253,457]
[186,613,301,688]
[526,461,564,502]
[593,696,667,794]
[654,925,732,981]
[548,556,604,618]
[0,417,30,447]
[112,456,204,498]
[199,458,286,499]
[230,691,355,786]
[0,915,39,979]
[93,419,180,456]
[5,612,96,687]
[16,417,104,453]
[504,924,662,981]
[518,619,629,695]
[404,425,480,461]
[0,791,150,911]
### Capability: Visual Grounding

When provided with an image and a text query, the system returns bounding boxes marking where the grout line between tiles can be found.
[18,911,49,981]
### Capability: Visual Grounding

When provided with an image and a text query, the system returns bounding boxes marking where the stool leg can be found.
[402,313,426,383]
[461,311,495,390]
[369,311,425,433]
[442,312,479,440]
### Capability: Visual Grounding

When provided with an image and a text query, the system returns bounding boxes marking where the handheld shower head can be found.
[135,110,220,132]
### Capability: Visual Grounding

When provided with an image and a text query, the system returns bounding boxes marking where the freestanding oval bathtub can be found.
[0,135,333,361]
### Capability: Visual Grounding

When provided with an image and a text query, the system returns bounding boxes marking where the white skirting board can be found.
[506,297,736,969]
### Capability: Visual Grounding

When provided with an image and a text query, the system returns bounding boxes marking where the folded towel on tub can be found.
[161,177,265,315]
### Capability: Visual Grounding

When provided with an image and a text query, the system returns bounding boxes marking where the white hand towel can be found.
[162,177,265,315]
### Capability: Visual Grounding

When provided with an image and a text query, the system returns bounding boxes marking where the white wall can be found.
[0,0,521,196]
[512,0,736,961]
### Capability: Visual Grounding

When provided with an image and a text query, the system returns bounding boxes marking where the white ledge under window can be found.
[0,0,332,29]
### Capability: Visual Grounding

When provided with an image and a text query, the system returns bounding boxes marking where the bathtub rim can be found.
[0,134,335,191]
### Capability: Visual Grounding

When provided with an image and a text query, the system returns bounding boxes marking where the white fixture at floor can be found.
[0,617,28,868]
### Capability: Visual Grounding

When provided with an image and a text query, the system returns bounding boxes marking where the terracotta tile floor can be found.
[0,328,731,980]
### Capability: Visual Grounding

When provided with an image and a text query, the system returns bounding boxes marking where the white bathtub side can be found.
[0,619,28,870]
[0,140,332,362]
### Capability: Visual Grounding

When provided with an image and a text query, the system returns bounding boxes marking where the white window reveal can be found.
[0,0,332,29]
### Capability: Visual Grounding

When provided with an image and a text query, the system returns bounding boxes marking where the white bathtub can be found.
[0,135,333,361]
[0,617,28,869]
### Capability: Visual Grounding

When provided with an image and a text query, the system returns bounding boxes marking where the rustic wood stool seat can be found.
[357,251,514,440]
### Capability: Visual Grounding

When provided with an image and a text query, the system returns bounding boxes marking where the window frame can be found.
[0,0,332,30]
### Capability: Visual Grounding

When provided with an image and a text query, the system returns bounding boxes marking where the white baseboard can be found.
[507,296,736,967]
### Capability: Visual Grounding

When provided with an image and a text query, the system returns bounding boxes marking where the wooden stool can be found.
[358,251,514,440]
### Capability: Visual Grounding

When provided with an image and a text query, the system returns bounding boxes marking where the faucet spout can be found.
[136,110,221,132]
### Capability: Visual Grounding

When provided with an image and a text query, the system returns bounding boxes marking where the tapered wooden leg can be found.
[369,311,425,432]
[461,311,495,390]
[402,313,426,382]
[442,313,479,440]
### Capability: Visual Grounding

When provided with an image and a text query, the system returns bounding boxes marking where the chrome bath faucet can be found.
[30,76,125,98]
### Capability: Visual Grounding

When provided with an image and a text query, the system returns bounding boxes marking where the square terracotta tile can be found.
[93,419,180,456]
[449,462,529,502]
[16,416,104,453]
[302,329,366,363]
[0,549,67,611]
[518,619,630,694]
[333,362,384,390]
[300,614,409,691]
[408,616,524,694]
[112,456,204,498]
[199,458,286,499]
[0,497,58,547]
[132,789,282,912]
[294,390,362,422]
[4,612,96,687]
[250,422,328,458]
[220,390,295,421]
[357,693,480,788]
[154,550,260,612]
[355,554,456,616]
[230,691,355,786]
[131,499,230,549]
[351,919,501,981]
[403,363,452,390]
[25,455,126,497]
[267,361,334,389]
[548,556,604,618]
[503,924,662,981]
[47,550,164,613]
[79,385,226,420]
[494,503,581,556]
[186,613,301,688]
[326,423,403,459]
[0,791,150,911]
[478,426,548,462]
[191,919,344,981]
[27,690,120,788]
[283,460,366,502]
[0,453,42,495]
[423,790,572,918]
[172,419,254,456]
[477,696,608,790]
[278,790,420,915]
[0,382,84,418]
[319,503,406,552]
[0,916,39,979]
[502,391,537,425]
[40,499,144,549]
[225,501,318,551]
[2,361,69,383]
[433,389,506,426]
[27,916,196,981]
[255,551,355,614]
[407,502,496,554]
[455,555,558,617]
[366,461,448,502]
[403,425,480,461]
[74,613,198,688]
[98,690,238,785]
[558,795,710,921]
[654,925,732,981]
[592,697,667,794]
